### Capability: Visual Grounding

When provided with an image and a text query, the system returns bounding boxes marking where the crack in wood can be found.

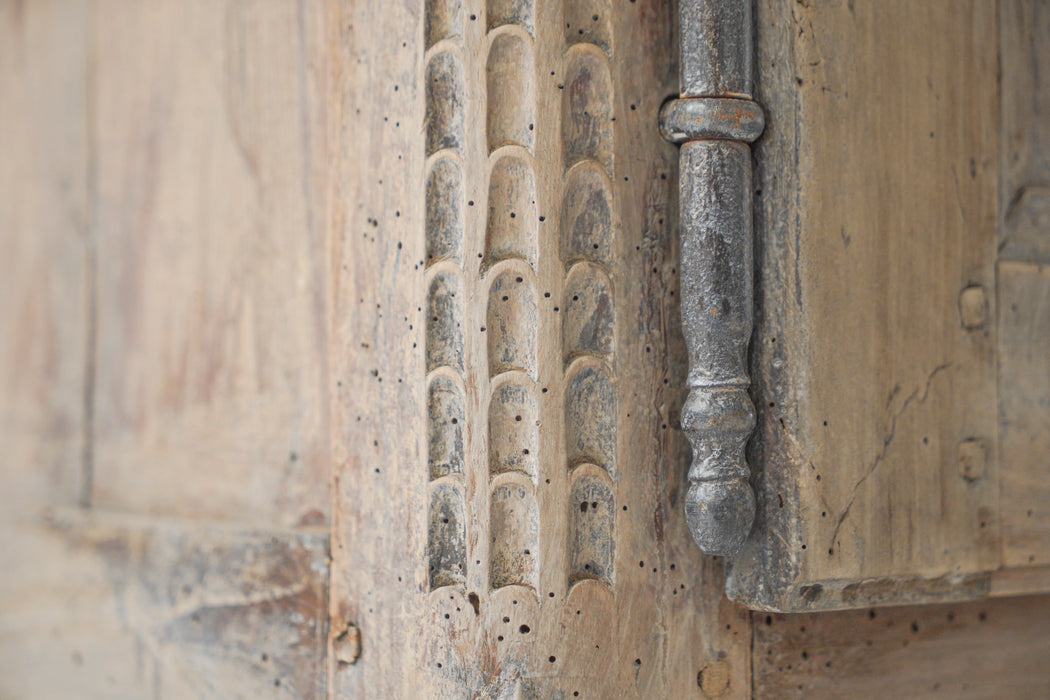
[828,362,952,554]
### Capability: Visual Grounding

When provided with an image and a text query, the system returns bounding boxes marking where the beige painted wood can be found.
[91,0,332,528]
[731,0,1002,611]
[1001,0,1050,255]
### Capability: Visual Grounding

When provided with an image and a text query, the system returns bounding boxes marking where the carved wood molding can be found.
[660,0,764,556]
[424,0,618,598]
[391,0,757,693]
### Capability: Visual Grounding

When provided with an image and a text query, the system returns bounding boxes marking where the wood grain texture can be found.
[998,262,1050,569]
[0,0,90,510]
[0,509,328,700]
[6,2,1050,697]
[998,0,1050,574]
[1,3,334,697]
[753,595,1050,699]
[326,0,431,694]
[731,0,1001,611]
[327,0,751,696]
[90,0,331,527]
[1001,0,1050,260]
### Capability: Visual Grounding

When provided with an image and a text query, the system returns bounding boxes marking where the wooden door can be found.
[3,1,1050,698]
[728,0,1050,612]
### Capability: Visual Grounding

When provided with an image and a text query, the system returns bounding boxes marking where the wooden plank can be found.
[730,0,1000,611]
[325,0,428,693]
[753,595,1050,699]
[0,509,328,699]
[2,6,336,697]
[998,0,1050,574]
[90,0,331,527]
[0,0,90,509]
[991,565,1050,598]
[1000,0,1050,265]
[328,0,751,696]
[998,261,1050,569]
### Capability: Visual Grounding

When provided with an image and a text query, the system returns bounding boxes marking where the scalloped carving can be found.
[563,50,613,172]
[426,158,464,266]
[429,482,467,589]
[563,263,613,362]
[565,362,615,475]
[487,0,534,33]
[488,381,538,479]
[564,0,612,53]
[490,479,539,590]
[426,270,464,373]
[487,271,537,378]
[425,0,463,48]
[561,162,614,266]
[485,154,538,269]
[487,33,536,153]
[428,375,465,480]
[426,51,465,156]
[569,467,615,587]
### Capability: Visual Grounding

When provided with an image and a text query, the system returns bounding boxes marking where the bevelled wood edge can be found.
[726,567,993,613]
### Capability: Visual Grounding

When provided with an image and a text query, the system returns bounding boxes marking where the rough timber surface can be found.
[998,0,1050,573]
[327,0,751,696]
[731,0,1001,612]
[6,1,1050,698]
[752,594,1050,699]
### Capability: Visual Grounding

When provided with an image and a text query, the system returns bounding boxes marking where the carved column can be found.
[659,0,764,555]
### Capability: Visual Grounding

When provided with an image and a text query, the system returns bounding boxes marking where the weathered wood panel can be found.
[5,2,1050,698]
[91,0,331,527]
[328,0,750,696]
[998,0,1050,573]
[0,0,89,509]
[732,0,1001,611]
[0,509,328,700]
[998,262,1050,570]
[1,3,334,697]
[1000,0,1050,250]
[753,595,1050,699]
